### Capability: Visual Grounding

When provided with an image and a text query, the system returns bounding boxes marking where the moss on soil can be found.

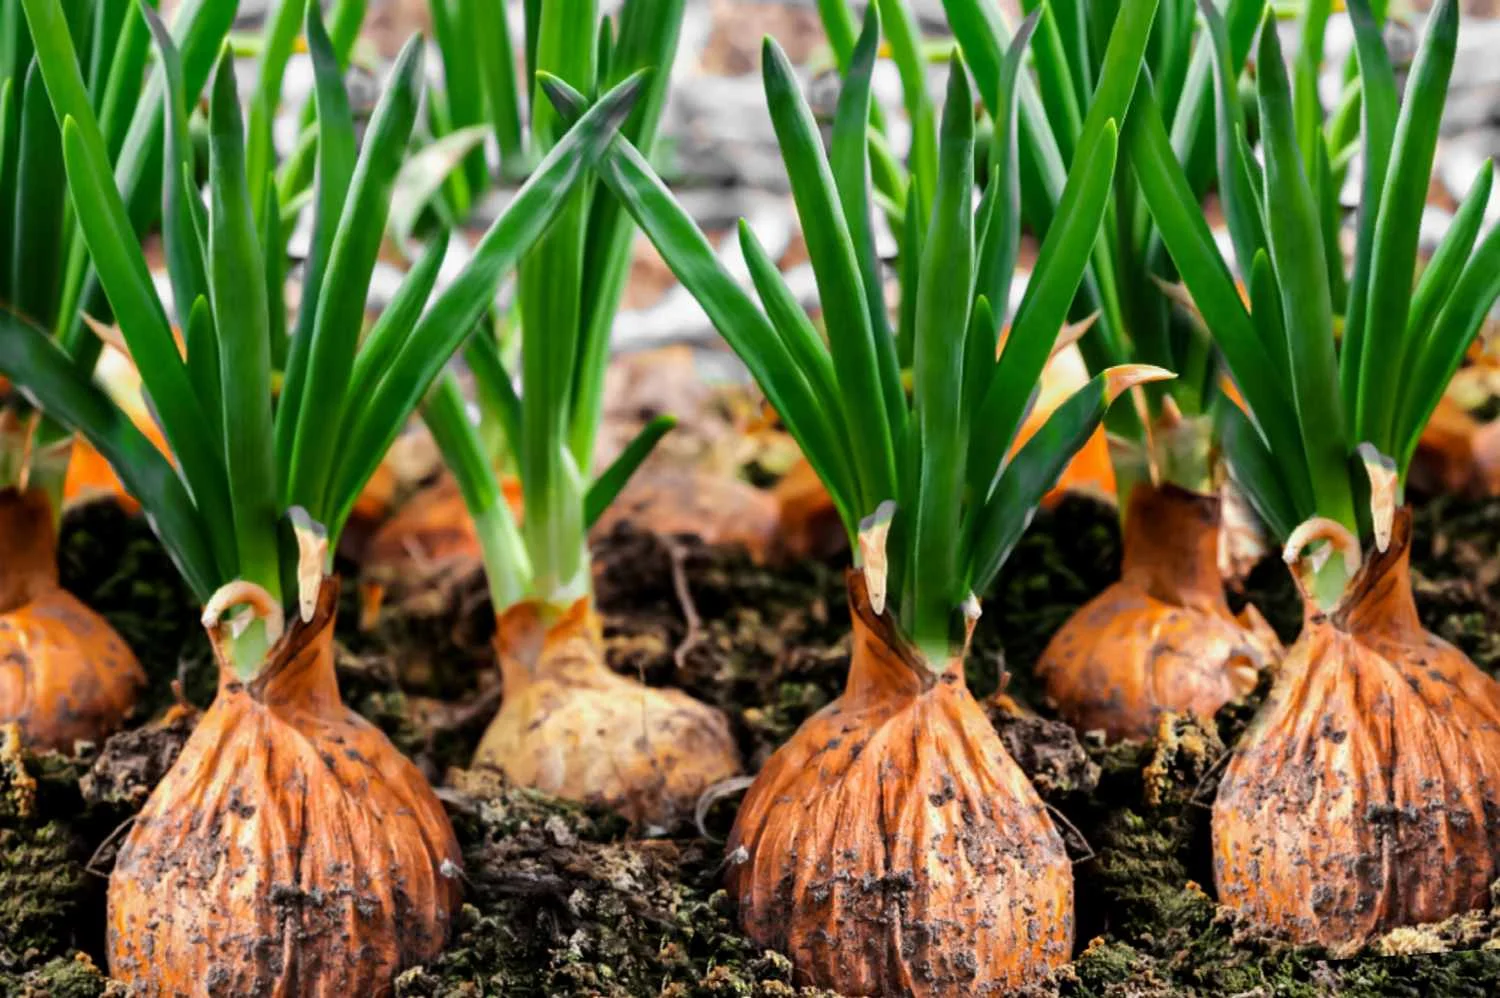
[0,726,110,993]
[13,490,1500,995]
[0,953,125,998]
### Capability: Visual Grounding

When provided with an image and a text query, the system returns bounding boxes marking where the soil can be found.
[5,489,1500,995]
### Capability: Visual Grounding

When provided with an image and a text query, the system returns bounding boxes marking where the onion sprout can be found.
[545,5,1169,663]
[418,0,687,615]
[1130,0,1500,607]
[0,0,643,674]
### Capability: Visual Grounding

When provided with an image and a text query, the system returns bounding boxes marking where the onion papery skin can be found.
[0,487,143,752]
[1037,484,1279,741]
[1213,509,1500,952]
[474,596,742,828]
[727,572,1074,996]
[106,578,461,996]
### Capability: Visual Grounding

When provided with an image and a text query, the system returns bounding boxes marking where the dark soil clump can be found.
[79,705,197,820]
[1407,490,1500,673]
[394,767,838,998]
[56,499,214,715]
[593,521,850,770]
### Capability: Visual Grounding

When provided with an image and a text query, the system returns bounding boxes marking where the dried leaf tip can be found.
[1151,274,1199,317]
[1052,312,1100,359]
[857,500,897,616]
[81,313,131,358]
[1357,443,1398,553]
[960,592,982,655]
[201,580,286,650]
[1282,517,1362,602]
[289,506,330,622]
[1103,364,1176,403]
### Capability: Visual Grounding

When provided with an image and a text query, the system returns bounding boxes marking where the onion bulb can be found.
[0,487,143,752]
[1214,509,1500,951]
[1038,484,1279,740]
[727,572,1073,995]
[474,596,742,828]
[107,578,460,994]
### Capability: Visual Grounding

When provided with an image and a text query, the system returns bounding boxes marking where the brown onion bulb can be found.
[770,457,849,562]
[473,597,742,828]
[727,572,1073,995]
[0,487,143,752]
[359,475,523,626]
[591,468,783,562]
[1037,484,1280,741]
[1214,509,1500,951]
[107,578,460,995]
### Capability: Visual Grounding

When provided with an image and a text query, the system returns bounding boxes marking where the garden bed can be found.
[4,487,1500,996]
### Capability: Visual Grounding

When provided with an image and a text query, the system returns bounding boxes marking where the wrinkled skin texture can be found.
[0,488,143,752]
[1214,510,1500,952]
[474,596,742,829]
[1037,484,1279,741]
[107,578,461,996]
[727,573,1074,996]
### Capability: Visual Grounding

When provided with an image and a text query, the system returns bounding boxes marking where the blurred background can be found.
[166,1,1500,384]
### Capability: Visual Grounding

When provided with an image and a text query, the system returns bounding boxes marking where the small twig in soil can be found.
[86,815,138,878]
[433,786,481,816]
[1046,802,1095,864]
[664,536,706,672]
[439,857,473,888]
[1191,749,1234,810]
[451,569,492,650]
[488,870,573,898]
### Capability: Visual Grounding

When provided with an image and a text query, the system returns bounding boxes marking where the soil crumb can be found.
[79,704,197,817]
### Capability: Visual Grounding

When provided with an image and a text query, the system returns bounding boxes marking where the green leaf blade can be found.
[285,36,424,522]
[1356,0,1459,453]
[762,36,896,517]
[207,51,280,597]
[1255,17,1354,530]
[328,72,646,542]
[275,0,357,479]
[910,54,976,653]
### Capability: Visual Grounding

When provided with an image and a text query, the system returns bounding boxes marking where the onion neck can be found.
[494,594,600,692]
[476,499,533,611]
[1119,483,1226,609]
[844,570,947,710]
[1307,552,1356,617]
[216,577,344,712]
[0,487,60,611]
[227,619,276,683]
[1325,510,1422,639]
